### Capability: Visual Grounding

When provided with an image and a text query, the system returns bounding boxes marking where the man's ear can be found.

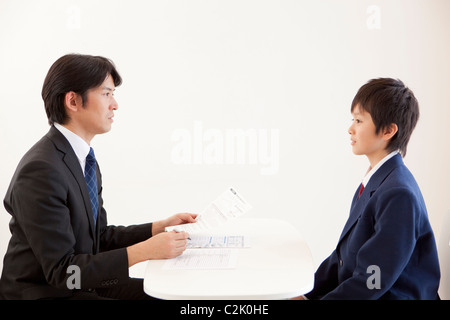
[383,123,398,141]
[64,91,82,113]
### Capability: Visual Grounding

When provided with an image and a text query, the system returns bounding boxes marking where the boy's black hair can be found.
[42,54,122,125]
[351,78,419,156]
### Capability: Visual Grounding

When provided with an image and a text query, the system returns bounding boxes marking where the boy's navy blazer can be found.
[306,154,440,300]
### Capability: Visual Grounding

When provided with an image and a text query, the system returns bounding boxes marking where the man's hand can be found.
[152,212,198,235]
[141,230,189,259]
[127,213,198,267]
[127,230,190,266]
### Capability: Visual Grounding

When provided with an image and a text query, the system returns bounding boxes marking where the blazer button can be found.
[339,259,343,266]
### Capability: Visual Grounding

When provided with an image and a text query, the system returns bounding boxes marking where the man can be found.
[0,54,195,299]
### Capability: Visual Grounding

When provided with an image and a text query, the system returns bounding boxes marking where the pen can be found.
[173,227,191,240]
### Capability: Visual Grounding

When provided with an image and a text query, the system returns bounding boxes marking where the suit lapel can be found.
[46,126,97,237]
[338,184,368,243]
[338,154,403,243]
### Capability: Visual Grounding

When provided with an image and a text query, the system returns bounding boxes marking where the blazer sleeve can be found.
[320,188,420,300]
[305,250,339,299]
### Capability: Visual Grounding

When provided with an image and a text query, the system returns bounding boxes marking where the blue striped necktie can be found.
[84,147,99,227]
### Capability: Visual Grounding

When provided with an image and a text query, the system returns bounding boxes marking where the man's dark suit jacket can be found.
[0,126,152,299]
[305,154,440,299]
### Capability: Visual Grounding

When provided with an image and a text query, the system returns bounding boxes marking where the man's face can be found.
[77,75,118,141]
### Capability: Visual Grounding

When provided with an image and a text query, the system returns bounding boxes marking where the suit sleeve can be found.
[9,159,129,290]
[304,250,339,299]
[95,161,154,251]
[99,221,153,252]
[320,188,419,300]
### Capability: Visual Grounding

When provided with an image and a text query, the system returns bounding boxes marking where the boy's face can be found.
[348,105,390,165]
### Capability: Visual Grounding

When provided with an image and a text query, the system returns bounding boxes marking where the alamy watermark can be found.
[366,5,381,30]
[66,5,81,30]
[170,121,280,175]
[366,265,381,290]
[66,265,81,289]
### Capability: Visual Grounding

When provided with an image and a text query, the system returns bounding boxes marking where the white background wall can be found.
[1,0,449,274]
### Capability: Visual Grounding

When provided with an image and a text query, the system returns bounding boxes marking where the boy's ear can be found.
[382,123,398,141]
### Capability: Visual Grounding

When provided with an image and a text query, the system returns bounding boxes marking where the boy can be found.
[304,78,440,299]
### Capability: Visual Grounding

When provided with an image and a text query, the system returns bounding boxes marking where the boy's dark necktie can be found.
[84,147,99,227]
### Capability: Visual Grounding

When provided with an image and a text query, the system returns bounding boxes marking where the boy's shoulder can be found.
[368,155,423,203]
[370,158,427,214]
[383,159,419,190]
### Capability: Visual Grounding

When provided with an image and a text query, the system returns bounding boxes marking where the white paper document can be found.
[166,187,252,234]
[187,235,250,248]
[163,249,238,270]
[163,187,251,270]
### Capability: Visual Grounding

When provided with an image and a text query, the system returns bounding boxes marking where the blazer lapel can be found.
[46,126,97,237]
[338,154,403,243]
[338,184,368,243]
